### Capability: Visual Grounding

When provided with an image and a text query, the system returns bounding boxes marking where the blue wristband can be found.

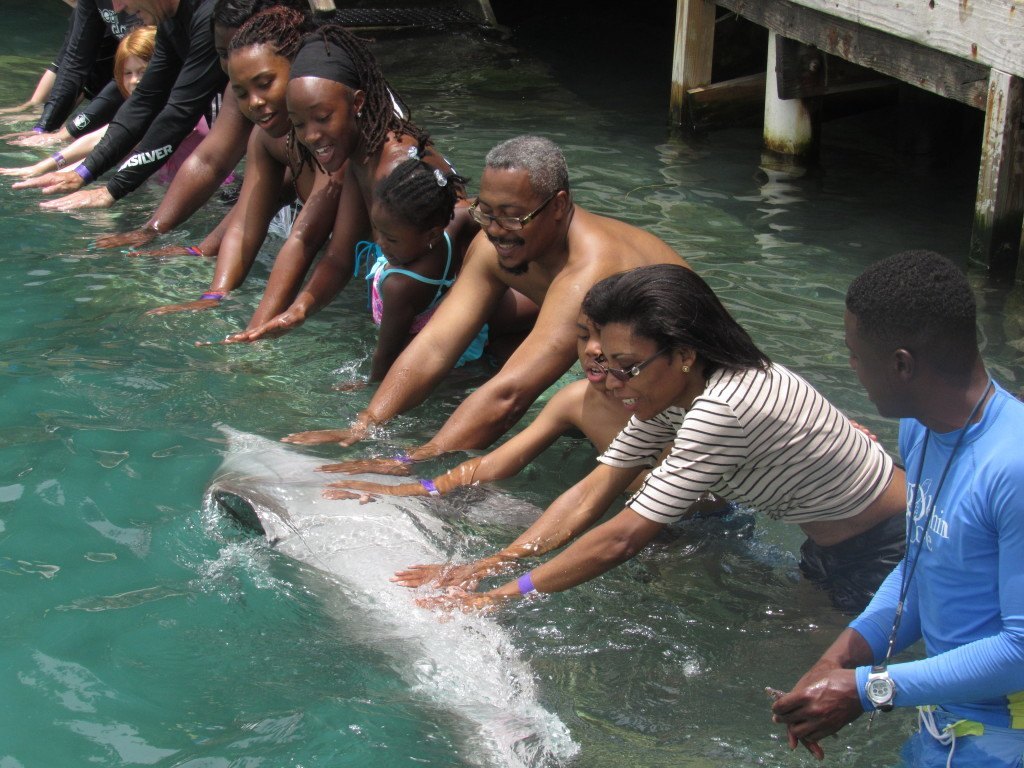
[393,453,413,464]
[517,571,537,595]
[32,126,44,134]
[419,479,440,496]
[74,164,93,183]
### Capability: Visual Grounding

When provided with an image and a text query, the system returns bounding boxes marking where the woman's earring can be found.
[356,110,362,119]
[682,365,690,373]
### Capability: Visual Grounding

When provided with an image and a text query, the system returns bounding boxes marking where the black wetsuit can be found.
[78,0,228,201]
[36,0,140,136]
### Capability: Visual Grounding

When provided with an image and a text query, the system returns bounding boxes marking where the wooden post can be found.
[762,30,817,161]
[973,68,1024,280]
[670,0,716,127]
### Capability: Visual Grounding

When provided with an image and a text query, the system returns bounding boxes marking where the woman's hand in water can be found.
[146,298,223,316]
[12,168,84,194]
[40,187,115,211]
[393,555,513,590]
[321,488,377,505]
[324,479,420,500]
[0,130,41,142]
[215,308,307,344]
[95,227,158,250]
[413,588,509,613]
[316,457,412,475]
[129,245,203,258]
[10,132,62,148]
[0,164,46,180]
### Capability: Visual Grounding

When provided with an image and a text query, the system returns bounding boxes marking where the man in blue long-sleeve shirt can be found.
[772,250,1024,765]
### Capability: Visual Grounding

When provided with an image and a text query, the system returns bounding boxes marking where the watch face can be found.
[867,677,894,704]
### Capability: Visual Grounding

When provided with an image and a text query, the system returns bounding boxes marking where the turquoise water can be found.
[3,6,1024,767]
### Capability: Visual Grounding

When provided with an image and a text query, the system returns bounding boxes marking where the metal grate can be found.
[331,7,480,27]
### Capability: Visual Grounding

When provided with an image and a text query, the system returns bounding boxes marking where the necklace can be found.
[881,377,994,665]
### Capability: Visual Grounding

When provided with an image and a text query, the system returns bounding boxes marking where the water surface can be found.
[2,7,1022,767]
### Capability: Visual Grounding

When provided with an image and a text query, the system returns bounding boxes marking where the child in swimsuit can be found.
[355,157,482,382]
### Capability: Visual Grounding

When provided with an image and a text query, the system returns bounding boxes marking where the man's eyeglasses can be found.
[596,349,668,382]
[468,193,556,231]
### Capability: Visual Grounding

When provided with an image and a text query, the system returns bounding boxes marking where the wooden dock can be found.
[671,0,1024,283]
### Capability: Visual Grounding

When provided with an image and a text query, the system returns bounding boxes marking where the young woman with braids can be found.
[220,23,468,343]
[147,6,346,315]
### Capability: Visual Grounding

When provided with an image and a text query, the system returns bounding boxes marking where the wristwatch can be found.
[865,665,896,712]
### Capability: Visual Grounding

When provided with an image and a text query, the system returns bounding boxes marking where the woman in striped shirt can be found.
[394,263,907,612]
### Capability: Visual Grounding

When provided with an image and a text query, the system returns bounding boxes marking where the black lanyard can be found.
[881,379,993,666]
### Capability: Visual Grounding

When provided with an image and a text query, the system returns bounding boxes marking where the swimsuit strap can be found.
[375,232,453,309]
[353,240,380,279]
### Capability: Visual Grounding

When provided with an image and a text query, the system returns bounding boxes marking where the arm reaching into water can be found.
[94,90,251,250]
[220,159,362,343]
[322,382,586,497]
[393,461,645,589]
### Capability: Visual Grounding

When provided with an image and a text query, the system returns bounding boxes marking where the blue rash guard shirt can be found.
[850,382,1024,728]
[79,0,227,201]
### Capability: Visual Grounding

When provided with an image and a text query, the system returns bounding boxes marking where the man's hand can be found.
[40,187,115,211]
[95,228,159,250]
[13,169,85,195]
[771,667,863,745]
[282,417,371,448]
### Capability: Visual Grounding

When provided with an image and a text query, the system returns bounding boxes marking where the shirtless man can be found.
[283,135,689,456]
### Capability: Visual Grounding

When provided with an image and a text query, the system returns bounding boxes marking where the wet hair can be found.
[213,0,310,31]
[290,23,421,173]
[846,250,977,373]
[485,135,570,198]
[582,264,770,376]
[375,158,466,230]
[227,5,312,60]
[114,26,156,98]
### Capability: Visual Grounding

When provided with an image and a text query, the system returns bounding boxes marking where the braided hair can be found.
[228,6,313,60]
[213,0,310,31]
[376,158,466,231]
[291,23,420,173]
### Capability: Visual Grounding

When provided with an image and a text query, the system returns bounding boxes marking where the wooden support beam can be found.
[973,69,1024,279]
[718,0,990,109]
[670,0,717,126]
[685,73,766,131]
[763,31,818,161]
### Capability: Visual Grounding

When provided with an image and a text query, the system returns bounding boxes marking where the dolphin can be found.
[205,427,578,768]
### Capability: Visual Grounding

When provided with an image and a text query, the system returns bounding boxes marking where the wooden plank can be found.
[685,73,766,130]
[670,0,717,126]
[972,68,1024,277]
[785,0,1024,77]
[719,0,990,109]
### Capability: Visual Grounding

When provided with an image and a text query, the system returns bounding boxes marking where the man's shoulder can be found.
[566,205,684,269]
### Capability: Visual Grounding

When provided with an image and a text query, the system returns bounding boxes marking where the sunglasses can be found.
[596,349,668,382]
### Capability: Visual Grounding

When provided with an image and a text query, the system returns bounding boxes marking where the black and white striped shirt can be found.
[599,363,894,525]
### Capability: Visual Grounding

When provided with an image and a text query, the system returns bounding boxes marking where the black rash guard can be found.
[66,81,125,140]
[80,0,228,201]
[36,0,139,133]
